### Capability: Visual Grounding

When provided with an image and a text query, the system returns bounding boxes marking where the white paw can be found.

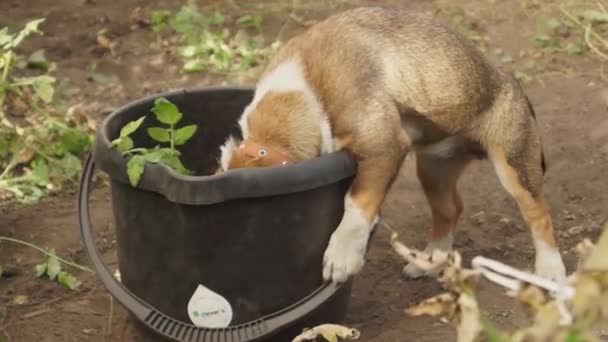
[534,244,567,282]
[322,229,368,283]
[402,234,453,280]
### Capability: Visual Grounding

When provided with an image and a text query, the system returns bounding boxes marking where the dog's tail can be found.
[524,95,547,175]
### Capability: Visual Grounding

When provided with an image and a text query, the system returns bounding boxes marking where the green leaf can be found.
[32,76,55,103]
[34,261,47,277]
[143,149,164,163]
[120,116,145,137]
[182,59,206,73]
[565,42,585,55]
[151,98,182,125]
[0,27,13,48]
[174,124,197,145]
[564,328,581,342]
[236,14,264,31]
[481,317,510,342]
[31,158,49,186]
[147,127,170,142]
[57,271,80,290]
[112,136,134,153]
[178,45,202,58]
[577,9,608,23]
[0,134,10,159]
[208,12,225,26]
[169,1,204,34]
[116,137,135,153]
[60,153,82,175]
[87,72,119,85]
[127,154,146,186]
[27,49,50,70]
[160,152,190,175]
[150,9,171,26]
[210,49,231,71]
[11,18,45,48]
[61,128,91,155]
[46,254,62,280]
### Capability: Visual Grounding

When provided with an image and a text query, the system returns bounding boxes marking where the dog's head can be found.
[217,136,293,172]
[217,89,321,173]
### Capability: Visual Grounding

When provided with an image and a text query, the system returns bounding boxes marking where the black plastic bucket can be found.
[77,87,359,341]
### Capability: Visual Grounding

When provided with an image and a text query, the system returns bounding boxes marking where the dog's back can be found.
[265,7,518,139]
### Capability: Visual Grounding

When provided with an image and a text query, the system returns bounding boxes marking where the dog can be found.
[217,6,567,284]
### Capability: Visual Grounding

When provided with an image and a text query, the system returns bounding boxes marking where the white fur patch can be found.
[319,117,335,154]
[323,193,373,283]
[218,57,335,171]
[219,136,238,171]
[237,59,315,140]
[534,240,566,282]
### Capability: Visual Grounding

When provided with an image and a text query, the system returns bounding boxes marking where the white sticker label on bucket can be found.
[187,284,233,328]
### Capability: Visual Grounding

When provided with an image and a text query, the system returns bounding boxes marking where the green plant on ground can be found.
[34,251,80,290]
[149,1,279,74]
[0,236,94,290]
[111,97,197,186]
[0,19,93,205]
[530,3,608,60]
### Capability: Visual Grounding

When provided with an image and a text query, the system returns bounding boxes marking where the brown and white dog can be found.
[218,7,567,283]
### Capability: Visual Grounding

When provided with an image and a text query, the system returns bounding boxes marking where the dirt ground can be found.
[1,0,607,341]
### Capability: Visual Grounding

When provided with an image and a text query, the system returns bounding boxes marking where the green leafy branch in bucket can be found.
[110,98,198,186]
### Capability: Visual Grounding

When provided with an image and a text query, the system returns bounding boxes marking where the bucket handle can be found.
[78,153,345,342]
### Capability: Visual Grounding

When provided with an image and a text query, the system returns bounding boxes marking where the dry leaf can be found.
[515,284,549,315]
[405,293,457,317]
[96,32,116,55]
[292,324,360,342]
[456,293,481,342]
[389,230,450,273]
[583,225,608,271]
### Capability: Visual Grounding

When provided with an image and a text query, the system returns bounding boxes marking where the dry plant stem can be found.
[275,0,298,42]
[1,51,11,83]
[0,157,18,181]
[0,237,95,273]
[560,7,608,49]
[105,295,114,342]
[585,24,608,60]
[597,0,607,13]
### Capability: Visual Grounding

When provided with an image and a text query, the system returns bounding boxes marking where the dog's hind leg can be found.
[485,98,566,281]
[402,153,471,279]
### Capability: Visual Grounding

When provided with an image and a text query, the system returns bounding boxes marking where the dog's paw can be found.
[322,230,368,283]
[534,245,567,282]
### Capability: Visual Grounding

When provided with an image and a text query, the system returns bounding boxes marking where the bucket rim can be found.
[93,86,357,205]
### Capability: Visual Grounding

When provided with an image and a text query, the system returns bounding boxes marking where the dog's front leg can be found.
[323,154,406,283]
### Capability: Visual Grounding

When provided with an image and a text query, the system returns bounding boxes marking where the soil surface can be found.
[1,0,607,341]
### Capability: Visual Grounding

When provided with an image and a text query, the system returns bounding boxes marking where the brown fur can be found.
[222,6,565,281]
